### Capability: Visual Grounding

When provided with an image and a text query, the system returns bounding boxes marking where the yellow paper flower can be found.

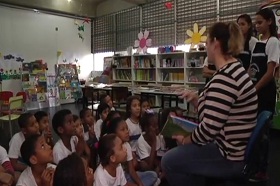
[185,23,207,47]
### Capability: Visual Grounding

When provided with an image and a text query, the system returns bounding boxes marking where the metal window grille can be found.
[116,7,141,51]
[142,0,175,46]
[93,15,115,53]
[176,0,217,44]
[219,0,262,22]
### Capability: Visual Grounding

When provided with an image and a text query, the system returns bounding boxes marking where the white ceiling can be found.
[0,0,153,17]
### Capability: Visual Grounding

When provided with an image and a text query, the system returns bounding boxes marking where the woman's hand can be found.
[178,90,199,108]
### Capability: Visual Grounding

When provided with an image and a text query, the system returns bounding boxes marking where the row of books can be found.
[134,57,156,68]
[134,70,156,81]
[115,70,132,80]
[161,72,184,82]
[160,58,184,67]
[114,57,131,68]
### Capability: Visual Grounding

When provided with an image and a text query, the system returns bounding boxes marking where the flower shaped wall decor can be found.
[185,23,207,48]
[134,30,152,54]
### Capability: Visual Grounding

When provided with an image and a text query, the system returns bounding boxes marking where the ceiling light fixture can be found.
[67,0,71,2]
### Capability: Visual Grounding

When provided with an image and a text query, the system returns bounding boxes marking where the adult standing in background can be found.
[161,21,258,186]
[237,14,258,71]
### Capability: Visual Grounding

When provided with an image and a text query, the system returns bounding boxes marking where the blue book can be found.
[161,115,198,138]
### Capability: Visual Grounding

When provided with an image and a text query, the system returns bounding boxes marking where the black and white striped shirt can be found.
[191,62,258,161]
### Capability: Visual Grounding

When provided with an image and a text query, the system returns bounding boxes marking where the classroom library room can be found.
[1,0,280,185]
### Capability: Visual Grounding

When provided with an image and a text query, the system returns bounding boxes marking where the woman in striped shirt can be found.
[161,22,258,186]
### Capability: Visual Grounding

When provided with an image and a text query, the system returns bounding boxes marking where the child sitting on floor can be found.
[100,93,115,111]
[52,109,90,164]
[53,153,94,186]
[140,98,151,117]
[102,117,158,186]
[125,96,142,152]
[34,111,53,147]
[17,134,55,186]
[95,103,110,140]
[94,134,131,186]
[80,108,97,145]
[136,111,165,179]
[8,113,40,172]
[0,145,14,186]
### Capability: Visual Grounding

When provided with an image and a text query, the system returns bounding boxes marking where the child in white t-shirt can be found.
[52,109,89,164]
[17,134,55,186]
[95,103,110,140]
[136,112,165,179]
[125,96,142,152]
[94,134,128,186]
[34,111,53,147]
[9,113,40,172]
[0,145,14,185]
[102,117,158,186]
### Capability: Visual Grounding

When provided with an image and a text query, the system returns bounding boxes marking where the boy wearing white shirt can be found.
[9,113,40,172]
[17,134,55,186]
[52,109,89,164]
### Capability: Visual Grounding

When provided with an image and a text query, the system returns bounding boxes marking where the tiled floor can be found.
[0,103,279,186]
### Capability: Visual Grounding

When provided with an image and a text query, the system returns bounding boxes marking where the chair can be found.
[0,96,24,138]
[16,92,27,103]
[0,91,13,114]
[206,111,272,186]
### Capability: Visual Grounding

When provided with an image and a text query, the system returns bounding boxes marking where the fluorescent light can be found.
[67,0,71,2]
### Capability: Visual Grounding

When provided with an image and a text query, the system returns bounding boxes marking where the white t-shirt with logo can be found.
[8,132,25,159]
[94,164,127,186]
[53,136,78,164]
[0,146,9,164]
[126,118,142,151]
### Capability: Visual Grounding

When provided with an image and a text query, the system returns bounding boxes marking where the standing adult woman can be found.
[161,22,258,186]
[237,14,258,71]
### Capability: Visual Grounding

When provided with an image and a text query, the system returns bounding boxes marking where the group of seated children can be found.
[0,93,184,186]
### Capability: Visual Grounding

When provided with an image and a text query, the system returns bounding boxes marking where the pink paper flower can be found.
[134,30,152,53]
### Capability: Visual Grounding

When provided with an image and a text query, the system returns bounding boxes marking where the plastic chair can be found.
[206,111,272,186]
[0,96,23,138]
[0,91,13,113]
[16,92,27,103]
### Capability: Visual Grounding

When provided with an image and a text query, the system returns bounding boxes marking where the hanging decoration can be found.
[63,59,67,63]
[78,25,85,32]
[16,57,24,62]
[134,30,152,54]
[57,51,63,58]
[165,2,173,9]
[185,23,207,48]
[4,54,15,60]
[83,17,91,24]
[74,19,80,26]
[78,33,84,42]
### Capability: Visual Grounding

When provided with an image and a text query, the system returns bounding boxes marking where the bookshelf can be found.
[111,51,207,89]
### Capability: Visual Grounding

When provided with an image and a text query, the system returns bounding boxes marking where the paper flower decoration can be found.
[78,25,85,32]
[165,2,172,9]
[185,23,207,48]
[134,30,152,53]
[83,17,90,24]
[78,33,84,42]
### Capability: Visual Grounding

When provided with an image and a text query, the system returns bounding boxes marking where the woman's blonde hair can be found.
[209,22,244,56]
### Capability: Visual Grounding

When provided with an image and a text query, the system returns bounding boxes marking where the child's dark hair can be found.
[126,96,140,118]
[79,108,91,119]
[96,103,110,120]
[52,109,72,136]
[101,117,123,136]
[18,112,34,128]
[53,153,87,186]
[98,134,118,166]
[101,111,121,137]
[100,94,109,104]
[20,134,41,166]
[256,8,278,38]
[34,111,48,123]
[141,97,149,105]
[73,115,79,122]
[237,14,253,48]
[140,112,156,132]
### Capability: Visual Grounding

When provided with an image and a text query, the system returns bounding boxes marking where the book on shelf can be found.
[116,70,131,80]
[161,72,184,82]
[115,57,131,68]
[160,58,184,67]
[134,57,155,68]
[161,115,198,138]
[135,70,155,81]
